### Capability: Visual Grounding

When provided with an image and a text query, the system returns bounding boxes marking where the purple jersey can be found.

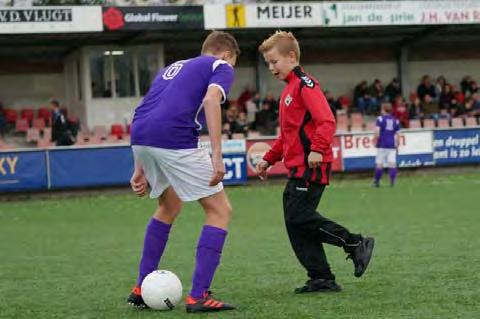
[376,114,400,149]
[131,55,234,149]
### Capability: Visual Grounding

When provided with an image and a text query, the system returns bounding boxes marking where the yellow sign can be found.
[0,156,18,176]
[226,4,246,28]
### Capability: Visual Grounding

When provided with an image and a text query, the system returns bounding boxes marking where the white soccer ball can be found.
[141,270,183,310]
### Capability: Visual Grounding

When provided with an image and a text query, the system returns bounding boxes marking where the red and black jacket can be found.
[263,66,336,184]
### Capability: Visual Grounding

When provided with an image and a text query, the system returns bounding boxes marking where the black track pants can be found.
[283,178,361,280]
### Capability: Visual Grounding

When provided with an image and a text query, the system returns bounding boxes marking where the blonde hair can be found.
[382,102,393,114]
[201,31,241,56]
[258,30,300,61]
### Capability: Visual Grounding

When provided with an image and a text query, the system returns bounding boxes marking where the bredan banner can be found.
[342,130,435,171]
[0,6,103,34]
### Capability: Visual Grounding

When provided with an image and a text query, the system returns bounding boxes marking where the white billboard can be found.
[342,131,433,158]
[0,6,103,34]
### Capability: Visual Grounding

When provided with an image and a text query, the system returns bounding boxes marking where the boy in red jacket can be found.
[256,31,375,293]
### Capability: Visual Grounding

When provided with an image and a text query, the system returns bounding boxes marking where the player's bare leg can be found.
[128,187,182,308]
[186,190,235,313]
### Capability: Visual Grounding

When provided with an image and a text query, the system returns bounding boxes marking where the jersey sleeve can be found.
[300,82,336,156]
[376,116,382,128]
[209,60,234,103]
[263,134,283,165]
[394,119,400,132]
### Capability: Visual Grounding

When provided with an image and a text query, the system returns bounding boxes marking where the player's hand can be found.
[256,160,270,180]
[130,169,148,197]
[209,153,225,186]
[308,151,323,168]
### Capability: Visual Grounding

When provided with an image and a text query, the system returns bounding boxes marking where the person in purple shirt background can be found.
[374,103,400,187]
[127,31,240,313]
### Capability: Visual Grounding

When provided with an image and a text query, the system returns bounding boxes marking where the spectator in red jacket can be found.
[392,95,409,128]
[255,30,375,294]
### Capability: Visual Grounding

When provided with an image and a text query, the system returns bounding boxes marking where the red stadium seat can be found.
[110,124,124,139]
[26,128,40,142]
[364,121,376,131]
[93,126,107,140]
[4,109,18,124]
[350,113,364,131]
[451,118,464,128]
[437,118,450,128]
[409,119,421,129]
[21,108,35,122]
[423,119,435,128]
[336,114,348,132]
[32,118,46,130]
[465,117,478,127]
[37,107,50,121]
[15,118,29,133]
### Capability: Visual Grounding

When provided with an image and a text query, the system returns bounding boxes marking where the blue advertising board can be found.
[433,129,480,165]
[222,154,247,185]
[0,150,47,192]
[49,147,134,189]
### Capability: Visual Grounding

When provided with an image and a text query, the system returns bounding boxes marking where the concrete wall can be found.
[0,73,65,109]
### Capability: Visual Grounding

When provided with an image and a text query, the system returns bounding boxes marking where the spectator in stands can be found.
[422,94,439,119]
[409,95,425,120]
[236,86,252,113]
[465,81,479,99]
[245,96,258,127]
[462,98,476,118]
[392,95,409,128]
[417,75,436,102]
[50,99,74,146]
[435,75,447,97]
[385,78,401,102]
[263,92,279,115]
[439,84,454,109]
[324,90,339,118]
[368,79,385,114]
[460,75,473,95]
[252,92,261,109]
[255,101,277,135]
[449,98,461,118]
[234,112,249,136]
[354,80,375,114]
[0,102,5,138]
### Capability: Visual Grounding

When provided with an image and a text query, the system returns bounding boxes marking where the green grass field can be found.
[1,172,480,319]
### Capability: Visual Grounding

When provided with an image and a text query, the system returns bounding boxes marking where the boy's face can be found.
[263,47,297,81]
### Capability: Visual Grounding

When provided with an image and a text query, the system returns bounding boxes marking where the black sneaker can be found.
[185,291,235,313]
[294,278,342,294]
[127,286,148,309]
[347,237,375,278]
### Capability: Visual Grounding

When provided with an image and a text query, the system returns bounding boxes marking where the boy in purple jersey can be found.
[374,103,400,187]
[127,31,240,313]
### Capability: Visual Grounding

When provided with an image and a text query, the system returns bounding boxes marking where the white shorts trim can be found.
[375,148,397,168]
[132,145,223,202]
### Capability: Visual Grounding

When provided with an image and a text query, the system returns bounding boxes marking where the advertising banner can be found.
[246,136,343,177]
[322,1,480,27]
[204,2,323,29]
[342,131,434,171]
[0,150,47,192]
[0,6,102,34]
[49,147,134,189]
[222,154,247,185]
[433,128,480,165]
[103,6,203,31]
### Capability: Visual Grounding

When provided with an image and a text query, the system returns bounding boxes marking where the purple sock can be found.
[389,167,397,185]
[374,167,383,183]
[136,218,172,287]
[190,225,227,299]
